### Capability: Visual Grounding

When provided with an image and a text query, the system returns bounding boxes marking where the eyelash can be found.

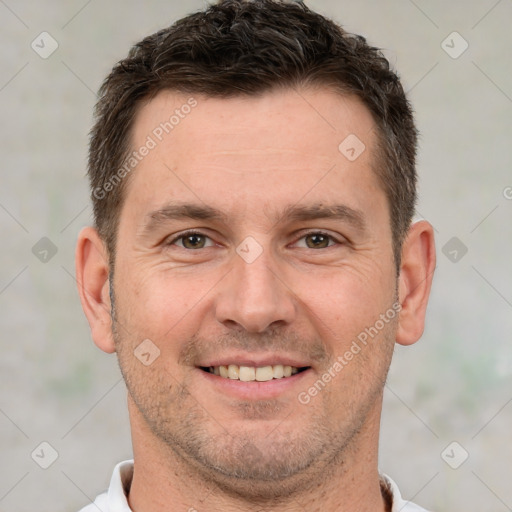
[167,230,342,249]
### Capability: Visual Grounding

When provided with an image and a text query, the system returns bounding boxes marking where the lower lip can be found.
[195,367,312,400]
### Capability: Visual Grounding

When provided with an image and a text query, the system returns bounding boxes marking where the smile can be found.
[200,364,310,381]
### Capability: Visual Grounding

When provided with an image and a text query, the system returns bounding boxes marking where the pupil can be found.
[185,234,203,248]
[308,234,328,248]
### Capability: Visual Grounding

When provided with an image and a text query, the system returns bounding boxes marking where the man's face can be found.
[112,87,397,494]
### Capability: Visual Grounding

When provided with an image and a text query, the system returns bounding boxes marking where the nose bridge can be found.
[214,242,295,333]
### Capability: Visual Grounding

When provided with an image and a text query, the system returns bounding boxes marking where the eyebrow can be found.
[141,201,366,235]
[275,203,366,231]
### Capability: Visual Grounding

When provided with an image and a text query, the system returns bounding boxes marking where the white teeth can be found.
[272,364,284,379]
[228,364,239,379]
[239,366,256,382]
[207,364,305,381]
[255,366,273,381]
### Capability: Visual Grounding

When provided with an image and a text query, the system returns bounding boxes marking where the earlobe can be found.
[396,221,436,346]
[75,227,116,354]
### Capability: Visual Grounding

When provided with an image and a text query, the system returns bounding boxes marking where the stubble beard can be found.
[110,281,396,501]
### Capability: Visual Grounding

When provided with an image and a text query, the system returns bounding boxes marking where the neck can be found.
[126,396,387,512]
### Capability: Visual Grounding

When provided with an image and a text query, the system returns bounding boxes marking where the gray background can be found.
[1,0,511,510]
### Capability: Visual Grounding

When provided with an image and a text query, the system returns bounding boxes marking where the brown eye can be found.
[171,232,213,249]
[303,233,333,249]
[182,234,206,249]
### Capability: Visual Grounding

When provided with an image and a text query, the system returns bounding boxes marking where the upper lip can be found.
[196,353,312,369]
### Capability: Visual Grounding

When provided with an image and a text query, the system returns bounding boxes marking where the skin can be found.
[76,87,435,512]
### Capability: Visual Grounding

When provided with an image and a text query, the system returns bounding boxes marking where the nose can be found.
[214,245,296,333]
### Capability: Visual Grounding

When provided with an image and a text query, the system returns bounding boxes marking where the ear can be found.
[75,226,116,353]
[396,220,436,346]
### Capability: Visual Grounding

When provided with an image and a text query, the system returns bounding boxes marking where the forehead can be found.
[123,87,384,228]
[133,86,376,158]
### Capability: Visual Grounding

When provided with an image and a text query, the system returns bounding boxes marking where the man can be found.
[75,0,436,510]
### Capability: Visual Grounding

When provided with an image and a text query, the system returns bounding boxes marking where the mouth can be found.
[199,364,310,382]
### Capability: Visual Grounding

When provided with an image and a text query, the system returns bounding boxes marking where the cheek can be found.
[114,267,214,349]
[289,263,396,344]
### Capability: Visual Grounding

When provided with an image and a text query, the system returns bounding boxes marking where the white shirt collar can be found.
[380,473,431,511]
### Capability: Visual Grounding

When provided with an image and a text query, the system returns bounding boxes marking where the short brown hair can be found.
[88,0,418,270]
